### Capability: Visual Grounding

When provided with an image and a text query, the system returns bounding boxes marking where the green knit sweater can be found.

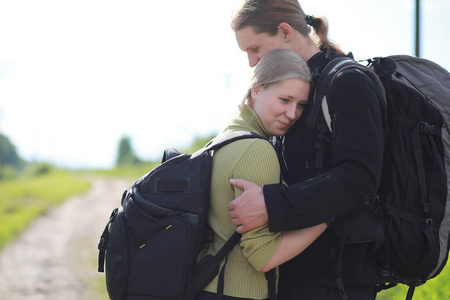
[199,105,282,299]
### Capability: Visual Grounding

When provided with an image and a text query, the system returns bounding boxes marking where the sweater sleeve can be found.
[264,70,385,231]
[232,139,282,271]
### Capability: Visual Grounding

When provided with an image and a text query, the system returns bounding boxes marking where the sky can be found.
[0,0,449,169]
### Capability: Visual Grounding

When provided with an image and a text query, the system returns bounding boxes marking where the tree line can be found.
[116,134,216,166]
[0,132,216,179]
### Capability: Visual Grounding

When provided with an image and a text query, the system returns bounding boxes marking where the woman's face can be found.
[235,26,289,67]
[251,78,310,136]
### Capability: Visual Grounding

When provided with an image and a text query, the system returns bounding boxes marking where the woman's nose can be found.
[285,105,299,121]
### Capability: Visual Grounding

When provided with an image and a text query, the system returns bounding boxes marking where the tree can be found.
[0,132,23,169]
[116,136,142,166]
[0,132,24,180]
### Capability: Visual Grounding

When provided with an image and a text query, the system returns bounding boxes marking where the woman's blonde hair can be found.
[242,48,311,106]
[231,0,345,55]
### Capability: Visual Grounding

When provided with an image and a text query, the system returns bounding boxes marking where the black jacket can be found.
[264,48,386,288]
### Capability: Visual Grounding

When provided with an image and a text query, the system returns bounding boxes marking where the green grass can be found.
[0,163,157,251]
[0,170,91,249]
[2,162,449,300]
[377,262,450,299]
[77,234,110,300]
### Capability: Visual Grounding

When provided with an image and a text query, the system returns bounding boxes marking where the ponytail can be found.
[305,15,346,55]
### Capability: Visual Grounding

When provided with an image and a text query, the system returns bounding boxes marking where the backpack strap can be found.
[412,124,430,214]
[205,130,267,151]
[265,269,277,300]
[194,232,242,295]
[305,57,353,172]
[305,57,387,298]
[307,56,386,133]
[306,56,353,131]
[305,56,386,172]
[194,231,278,300]
[97,207,119,273]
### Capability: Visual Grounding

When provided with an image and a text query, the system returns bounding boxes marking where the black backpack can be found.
[306,55,450,300]
[97,131,277,300]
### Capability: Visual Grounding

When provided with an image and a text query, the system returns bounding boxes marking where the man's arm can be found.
[229,71,385,233]
[266,71,385,231]
[227,179,268,233]
[229,179,328,271]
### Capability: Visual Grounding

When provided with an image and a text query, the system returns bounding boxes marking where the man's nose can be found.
[248,54,260,67]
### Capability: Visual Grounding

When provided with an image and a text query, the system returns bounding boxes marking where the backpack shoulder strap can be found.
[306,57,386,132]
[306,56,353,131]
[204,131,267,151]
[161,131,266,163]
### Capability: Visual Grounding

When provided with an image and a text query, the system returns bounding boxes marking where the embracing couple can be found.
[197,1,385,300]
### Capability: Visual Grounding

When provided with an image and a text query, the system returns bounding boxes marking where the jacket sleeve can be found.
[264,70,385,231]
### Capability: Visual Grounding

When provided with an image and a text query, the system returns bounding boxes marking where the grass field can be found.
[0,162,162,251]
[1,166,449,299]
[0,170,91,250]
[376,262,450,299]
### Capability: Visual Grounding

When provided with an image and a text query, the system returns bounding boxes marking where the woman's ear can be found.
[251,85,262,102]
[278,22,293,42]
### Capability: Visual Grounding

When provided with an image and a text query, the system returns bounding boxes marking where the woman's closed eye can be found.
[297,101,307,108]
[280,97,305,106]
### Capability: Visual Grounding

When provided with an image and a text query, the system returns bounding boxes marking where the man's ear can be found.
[278,22,293,42]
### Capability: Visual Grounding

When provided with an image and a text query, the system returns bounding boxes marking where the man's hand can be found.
[227,179,269,233]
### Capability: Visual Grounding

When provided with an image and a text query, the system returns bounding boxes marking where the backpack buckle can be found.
[98,237,108,251]
[265,269,277,281]
[335,278,349,300]
[419,121,435,135]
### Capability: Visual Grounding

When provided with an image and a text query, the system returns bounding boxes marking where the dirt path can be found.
[0,177,133,300]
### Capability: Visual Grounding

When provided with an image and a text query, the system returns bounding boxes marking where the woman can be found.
[198,49,327,300]
[227,1,386,299]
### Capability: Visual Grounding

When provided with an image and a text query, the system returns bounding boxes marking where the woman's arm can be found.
[261,223,327,272]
